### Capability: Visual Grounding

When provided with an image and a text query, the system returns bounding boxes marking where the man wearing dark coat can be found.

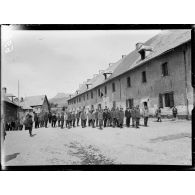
[125,107,131,127]
[25,114,33,136]
[51,113,57,127]
[116,107,120,127]
[103,109,108,127]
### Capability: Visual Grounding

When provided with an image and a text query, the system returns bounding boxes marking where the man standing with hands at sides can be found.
[95,109,99,127]
[76,110,80,126]
[72,111,76,127]
[125,107,131,127]
[142,105,149,127]
[135,105,141,128]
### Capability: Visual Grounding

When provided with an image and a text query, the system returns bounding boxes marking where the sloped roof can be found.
[24,95,46,107]
[2,94,19,107]
[20,101,33,110]
[107,29,191,80]
[69,30,191,100]
[71,58,123,98]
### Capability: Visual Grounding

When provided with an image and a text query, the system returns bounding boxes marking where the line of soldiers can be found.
[65,105,146,130]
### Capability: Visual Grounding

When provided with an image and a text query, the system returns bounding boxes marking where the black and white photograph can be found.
[1,25,194,170]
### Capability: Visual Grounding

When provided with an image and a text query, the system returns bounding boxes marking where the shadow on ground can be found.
[5,153,20,162]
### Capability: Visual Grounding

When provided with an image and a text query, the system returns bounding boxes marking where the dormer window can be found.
[136,42,153,60]
[103,70,113,80]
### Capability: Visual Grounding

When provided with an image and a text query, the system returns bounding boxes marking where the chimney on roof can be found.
[122,55,126,59]
[2,87,7,94]
[136,42,153,60]
[76,90,79,95]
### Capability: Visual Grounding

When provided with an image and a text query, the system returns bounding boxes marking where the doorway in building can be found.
[143,101,148,107]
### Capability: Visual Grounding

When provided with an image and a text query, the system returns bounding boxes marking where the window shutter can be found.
[159,94,163,108]
[169,92,174,107]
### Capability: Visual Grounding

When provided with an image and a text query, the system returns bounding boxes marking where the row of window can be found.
[68,62,169,105]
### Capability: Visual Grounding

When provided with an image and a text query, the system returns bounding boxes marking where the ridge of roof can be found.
[69,30,191,101]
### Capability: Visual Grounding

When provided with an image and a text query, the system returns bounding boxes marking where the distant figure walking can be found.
[172,106,178,120]
[155,107,162,122]
[24,114,33,136]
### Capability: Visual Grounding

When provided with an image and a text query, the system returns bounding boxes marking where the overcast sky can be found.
[2,27,160,99]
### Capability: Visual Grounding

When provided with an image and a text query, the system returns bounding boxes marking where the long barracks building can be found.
[67,30,193,118]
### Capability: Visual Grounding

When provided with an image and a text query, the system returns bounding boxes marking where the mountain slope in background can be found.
[49,93,70,107]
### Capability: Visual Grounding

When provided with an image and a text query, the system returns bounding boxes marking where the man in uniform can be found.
[125,107,131,127]
[76,110,80,126]
[135,105,141,128]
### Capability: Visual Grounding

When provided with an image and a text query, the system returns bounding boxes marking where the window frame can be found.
[161,62,169,77]
[142,71,147,83]
[127,76,131,88]
[112,82,116,92]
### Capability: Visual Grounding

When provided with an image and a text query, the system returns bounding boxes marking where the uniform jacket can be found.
[135,108,141,118]
[81,112,87,120]
[87,112,92,120]
[98,110,103,120]
[131,109,136,118]
[119,110,125,120]
[125,110,131,118]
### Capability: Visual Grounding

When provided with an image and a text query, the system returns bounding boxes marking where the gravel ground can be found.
[2,119,192,166]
